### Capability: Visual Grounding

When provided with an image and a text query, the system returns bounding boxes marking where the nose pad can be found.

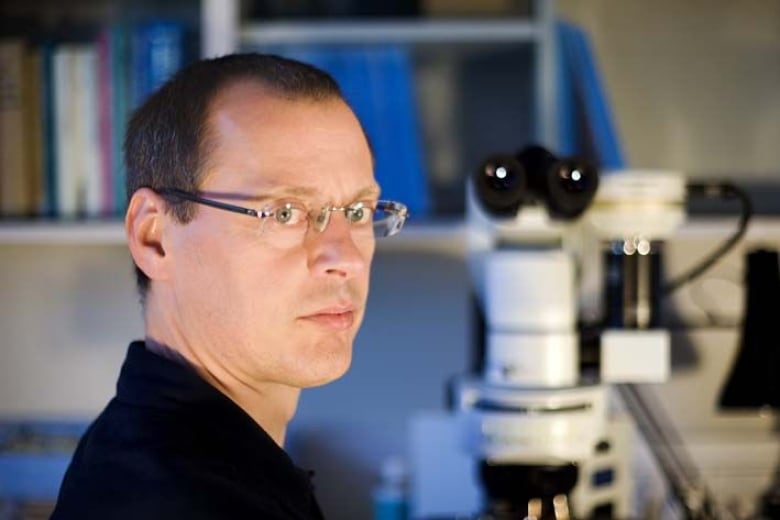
[313,208,331,233]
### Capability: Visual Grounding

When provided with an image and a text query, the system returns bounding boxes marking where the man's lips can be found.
[300,306,356,330]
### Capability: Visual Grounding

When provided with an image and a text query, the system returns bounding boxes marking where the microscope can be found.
[454,145,687,519]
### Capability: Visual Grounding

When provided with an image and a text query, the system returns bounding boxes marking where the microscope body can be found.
[457,146,685,519]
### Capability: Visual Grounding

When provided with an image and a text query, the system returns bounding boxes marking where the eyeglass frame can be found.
[155,187,409,239]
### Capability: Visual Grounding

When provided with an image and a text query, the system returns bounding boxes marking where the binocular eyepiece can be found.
[473,145,599,220]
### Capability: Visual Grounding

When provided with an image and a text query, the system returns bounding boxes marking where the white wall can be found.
[0,244,140,418]
[4,218,780,517]
[558,0,780,178]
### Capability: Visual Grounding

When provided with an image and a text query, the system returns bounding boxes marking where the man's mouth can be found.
[300,305,356,331]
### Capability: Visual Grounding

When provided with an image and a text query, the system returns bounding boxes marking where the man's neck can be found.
[144,337,300,447]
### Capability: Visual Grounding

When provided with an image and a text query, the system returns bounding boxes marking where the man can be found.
[52,53,408,519]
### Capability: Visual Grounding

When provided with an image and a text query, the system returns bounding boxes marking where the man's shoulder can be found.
[80,397,220,450]
[52,399,318,519]
[53,423,295,519]
[51,472,289,519]
[63,397,253,479]
[53,446,311,520]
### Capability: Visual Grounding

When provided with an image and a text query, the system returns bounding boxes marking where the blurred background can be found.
[0,0,779,518]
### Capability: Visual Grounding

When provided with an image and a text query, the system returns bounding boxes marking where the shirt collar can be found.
[114,341,315,497]
[116,341,225,412]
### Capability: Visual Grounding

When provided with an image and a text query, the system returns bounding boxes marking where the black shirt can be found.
[52,341,325,519]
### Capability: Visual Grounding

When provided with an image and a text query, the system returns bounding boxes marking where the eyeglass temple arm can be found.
[158,188,260,217]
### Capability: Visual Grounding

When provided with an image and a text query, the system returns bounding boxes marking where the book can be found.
[26,47,45,216]
[109,24,130,215]
[364,46,428,216]
[74,46,102,218]
[268,45,431,216]
[97,29,115,216]
[557,22,625,169]
[29,20,187,218]
[130,20,184,108]
[0,39,35,216]
[53,44,101,218]
[53,45,79,217]
[39,41,58,217]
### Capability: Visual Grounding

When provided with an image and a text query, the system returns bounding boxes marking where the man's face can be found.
[164,82,377,389]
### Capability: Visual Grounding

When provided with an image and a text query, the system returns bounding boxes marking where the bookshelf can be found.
[0,0,562,401]
[0,220,125,245]
[0,0,558,412]
[228,0,557,217]
[217,0,560,152]
[0,2,557,516]
[238,19,540,45]
[0,0,559,233]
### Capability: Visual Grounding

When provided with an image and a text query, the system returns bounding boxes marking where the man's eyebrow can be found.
[263,186,318,199]
[201,184,382,203]
[355,185,381,199]
[257,185,381,201]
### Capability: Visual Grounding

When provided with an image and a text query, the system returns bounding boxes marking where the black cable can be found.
[663,182,753,296]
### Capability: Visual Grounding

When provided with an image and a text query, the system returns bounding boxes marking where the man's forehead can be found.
[206,80,370,150]
[211,78,283,107]
[208,78,338,121]
[201,79,376,197]
[209,181,381,205]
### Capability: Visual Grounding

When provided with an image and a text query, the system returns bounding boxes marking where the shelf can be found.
[5,217,780,247]
[379,219,467,253]
[4,217,779,248]
[0,220,126,245]
[240,19,541,47]
[0,219,466,248]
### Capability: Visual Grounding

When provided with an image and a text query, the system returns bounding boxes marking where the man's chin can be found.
[298,349,353,389]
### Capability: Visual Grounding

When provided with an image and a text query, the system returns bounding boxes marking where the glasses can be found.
[157,188,409,246]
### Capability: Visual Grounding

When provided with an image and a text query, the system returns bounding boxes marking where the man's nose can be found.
[306,211,371,278]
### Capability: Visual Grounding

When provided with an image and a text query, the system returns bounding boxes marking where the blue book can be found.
[369,46,428,216]
[268,45,431,216]
[109,24,130,214]
[130,20,184,108]
[555,24,577,158]
[557,21,626,169]
[39,41,58,217]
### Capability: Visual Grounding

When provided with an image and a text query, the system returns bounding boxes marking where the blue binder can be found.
[269,45,431,216]
[556,21,626,170]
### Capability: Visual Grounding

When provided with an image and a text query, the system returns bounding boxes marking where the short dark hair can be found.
[125,53,345,303]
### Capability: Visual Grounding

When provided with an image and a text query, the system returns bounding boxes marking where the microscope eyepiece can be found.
[515,145,599,220]
[473,154,528,218]
[473,145,599,220]
[545,158,599,219]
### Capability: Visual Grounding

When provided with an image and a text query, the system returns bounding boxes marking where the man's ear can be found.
[125,188,170,283]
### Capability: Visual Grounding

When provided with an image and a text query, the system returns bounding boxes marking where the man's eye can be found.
[274,204,305,225]
[347,205,372,224]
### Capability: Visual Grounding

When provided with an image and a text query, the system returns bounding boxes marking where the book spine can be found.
[97,29,114,216]
[75,46,102,218]
[558,22,625,169]
[53,46,80,218]
[25,47,45,216]
[131,20,184,108]
[40,41,58,217]
[264,45,431,215]
[0,39,33,216]
[373,46,429,215]
[110,25,129,215]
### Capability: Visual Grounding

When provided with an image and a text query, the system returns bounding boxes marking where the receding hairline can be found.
[198,77,374,177]
[221,72,341,99]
